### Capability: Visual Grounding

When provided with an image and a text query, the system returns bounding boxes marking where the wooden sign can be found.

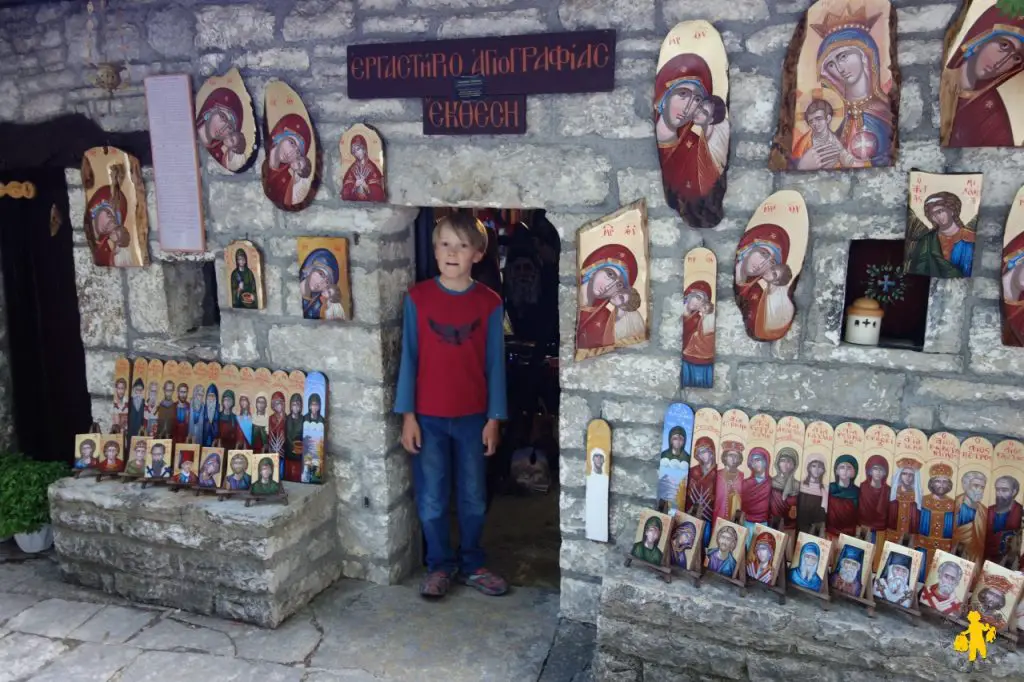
[904,171,982,278]
[657,403,694,514]
[423,95,527,135]
[681,247,717,388]
[828,422,866,540]
[716,409,749,525]
[224,240,265,310]
[347,30,616,99]
[1001,186,1024,346]
[956,436,994,565]
[989,439,1024,565]
[194,68,258,173]
[773,416,805,541]
[688,407,721,545]
[340,124,386,202]
[655,20,730,228]
[262,80,319,211]
[574,200,650,362]
[298,237,351,321]
[888,428,928,546]
[585,418,611,543]
[82,146,149,267]
[798,421,833,536]
[940,0,1024,147]
[769,0,899,170]
[734,190,808,342]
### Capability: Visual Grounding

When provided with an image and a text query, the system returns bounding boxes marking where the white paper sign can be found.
[144,75,206,253]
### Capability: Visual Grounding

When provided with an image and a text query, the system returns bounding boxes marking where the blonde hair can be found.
[432,212,488,253]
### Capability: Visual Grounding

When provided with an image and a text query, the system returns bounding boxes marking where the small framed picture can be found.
[919,549,975,617]
[224,449,254,491]
[197,447,225,489]
[630,509,673,567]
[74,434,100,470]
[788,532,831,593]
[173,444,199,486]
[705,517,748,580]
[669,512,704,573]
[746,524,787,586]
[970,560,1024,633]
[97,436,124,473]
[125,436,149,476]
[249,452,282,495]
[872,541,924,608]
[145,439,173,479]
[830,533,874,599]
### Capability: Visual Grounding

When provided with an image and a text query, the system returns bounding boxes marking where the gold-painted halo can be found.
[794,86,845,133]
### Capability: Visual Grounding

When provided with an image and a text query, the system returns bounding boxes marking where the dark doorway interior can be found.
[0,168,91,461]
[413,207,562,588]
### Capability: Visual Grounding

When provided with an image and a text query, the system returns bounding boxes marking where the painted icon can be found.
[298,237,351,321]
[269,370,290,476]
[915,432,961,577]
[340,123,386,202]
[82,146,149,267]
[656,403,694,515]
[955,436,994,564]
[631,509,673,566]
[772,416,805,541]
[939,0,1024,148]
[197,447,225,489]
[1001,186,1024,346]
[987,439,1024,564]
[112,357,131,434]
[687,407,721,547]
[969,560,1024,631]
[904,171,982,278]
[283,370,307,483]
[798,421,833,536]
[920,549,975,617]
[830,532,875,598]
[671,512,704,571]
[574,200,650,362]
[216,364,240,451]
[98,436,124,473]
[250,452,282,495]
[74,434,99,470]
[860,425,895,548]
[828,422,865,541]
[770,0,899,170]
[716,409,749,525]
[654,20,730,227]
[262,80,319,211]
[195,67,258,172]
[145,439,173,479]
[173,444,199,486]
[746,523,787,585]
[742,414,776,539]
[681,247,717,388]
[705,517,748,579]
[585,419,611,543]
[225,240,265,310]
[733,190,809,341]
[172,362,194,445]
[872,541,924,608]
[788,532,831,592]
[155,360,178,440]
[224,449,253,491]
[301,371,327,484]
[886,428,927,546]
[143,358,164,438]
[125,436,149,476]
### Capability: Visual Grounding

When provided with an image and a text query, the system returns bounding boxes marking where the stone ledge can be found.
[597,545,1024,681]
[50,478,341,627]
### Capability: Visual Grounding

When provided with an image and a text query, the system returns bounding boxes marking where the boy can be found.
[396,212,508,599]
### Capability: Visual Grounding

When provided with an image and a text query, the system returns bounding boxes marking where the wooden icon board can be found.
[789,531,832,595]
[919,548,976,618]
[340,123,387,203]
[1001,186,1024,346]
[144,439,172,479]
[904,171,982,279]
[262,80,320,211]
[682,247,717,388]
[143,359,163,438]
[195,447,224,489]
[655,20,731,228]
[671,511,705,576]
[990,439,1024,566]
[173,443,200,486]
[830,532,876,601]
[716,409,749,525]
[112,357,130,434]
[705,517,748,583]
[656,403,694,515]
[689,407,722,544]
[195,67,258,173]
[249,452,283,495]
[970,560,1024,635]
[827,422,865,540]
[97,435,124,473]
[574,200,651,362]
[734,190,809,342]
[82,146,149,267]
[798,421,834,536]
[742,414,776,531]
[125,436,149,477]
[940,0,1024,148]
[955,436,994,565]
[769,0,900,171]
[224,449,254,491]
[863,424,896,567]
[747,523,788,587]
[585,418,612,543]
[888,428,928,545]
[269,370,290,466]
[916,432,962,573]
[298,237,352,321]
[301,371,327,484]
[283,371,307,482]
[628,509,673,570]
[774,416,805,536]
[74,433,100,471]
[127,359,148,438]
[872,540,924,612]
[224,240,265,310]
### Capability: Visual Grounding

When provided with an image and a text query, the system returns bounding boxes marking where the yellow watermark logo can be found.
[953,611,997,662]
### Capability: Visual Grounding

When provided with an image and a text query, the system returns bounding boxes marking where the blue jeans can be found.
[412,414,488,574]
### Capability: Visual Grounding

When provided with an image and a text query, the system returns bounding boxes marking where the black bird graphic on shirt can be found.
[428,318,480,346]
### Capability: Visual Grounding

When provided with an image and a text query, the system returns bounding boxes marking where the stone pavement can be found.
[0,552,594,682]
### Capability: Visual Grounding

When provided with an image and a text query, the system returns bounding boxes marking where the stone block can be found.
[914,377,1024,403]
[779,171,852,205]
[559,394,594,450]
[562,354,680,400]
[663,0,769,23]
[195,6,275,49]
[362,16,431,33]
[438,9,546,38]
[617,168,665,211]
[735,364,905,421]
[940,405,1024,440]
[600,400,665,425]
[267,324,382,380]
[802,342,962,373]
[6,599,103,638]
[900,77,924,132]
[723,169,774,214]
[207,182,276,233]
[560,576,600,623]
[611,425,660,463]
[0,633,68,680]
[923,278,967,354]
[952,149,1024,207]
[896,140,946,174]
[74,248,127,348]
[147,7,194,58]
[898,39,942,66]
[903,406,935,431]
[219,313,260,364]
[897,5,957,34]
[730,70,778,134]
[552,89,652,139]
[746,23,796,56]
[389,144,611,208]
[593,647,642,682]
[233,49,311,72]
[853,167,906,209]
[282,0,354,41]
[84,350,118,396]
[560,538,611,578]
[559,0,655,31]
[804,240,848,345]
[609,459,656,498]
[968,305,1024,377]
[26,643,144,682]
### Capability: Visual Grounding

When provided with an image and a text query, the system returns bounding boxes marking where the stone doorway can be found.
[413,207,562,588]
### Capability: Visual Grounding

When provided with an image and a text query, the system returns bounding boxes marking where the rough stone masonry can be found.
[0,0,1023,628]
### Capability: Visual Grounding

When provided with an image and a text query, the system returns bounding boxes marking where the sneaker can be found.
[420,570,454,599]
[460,568,509,596]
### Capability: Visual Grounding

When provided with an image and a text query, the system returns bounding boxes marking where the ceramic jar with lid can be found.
[844,297,884,346]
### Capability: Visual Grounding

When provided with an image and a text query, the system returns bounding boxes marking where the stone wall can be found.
[2,0,1024,616]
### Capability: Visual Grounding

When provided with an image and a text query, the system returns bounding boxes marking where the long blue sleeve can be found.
[394,295,418,414]
[485,305,507,420]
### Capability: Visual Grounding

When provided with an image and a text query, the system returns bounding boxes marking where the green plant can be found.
[0,457,69,537]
